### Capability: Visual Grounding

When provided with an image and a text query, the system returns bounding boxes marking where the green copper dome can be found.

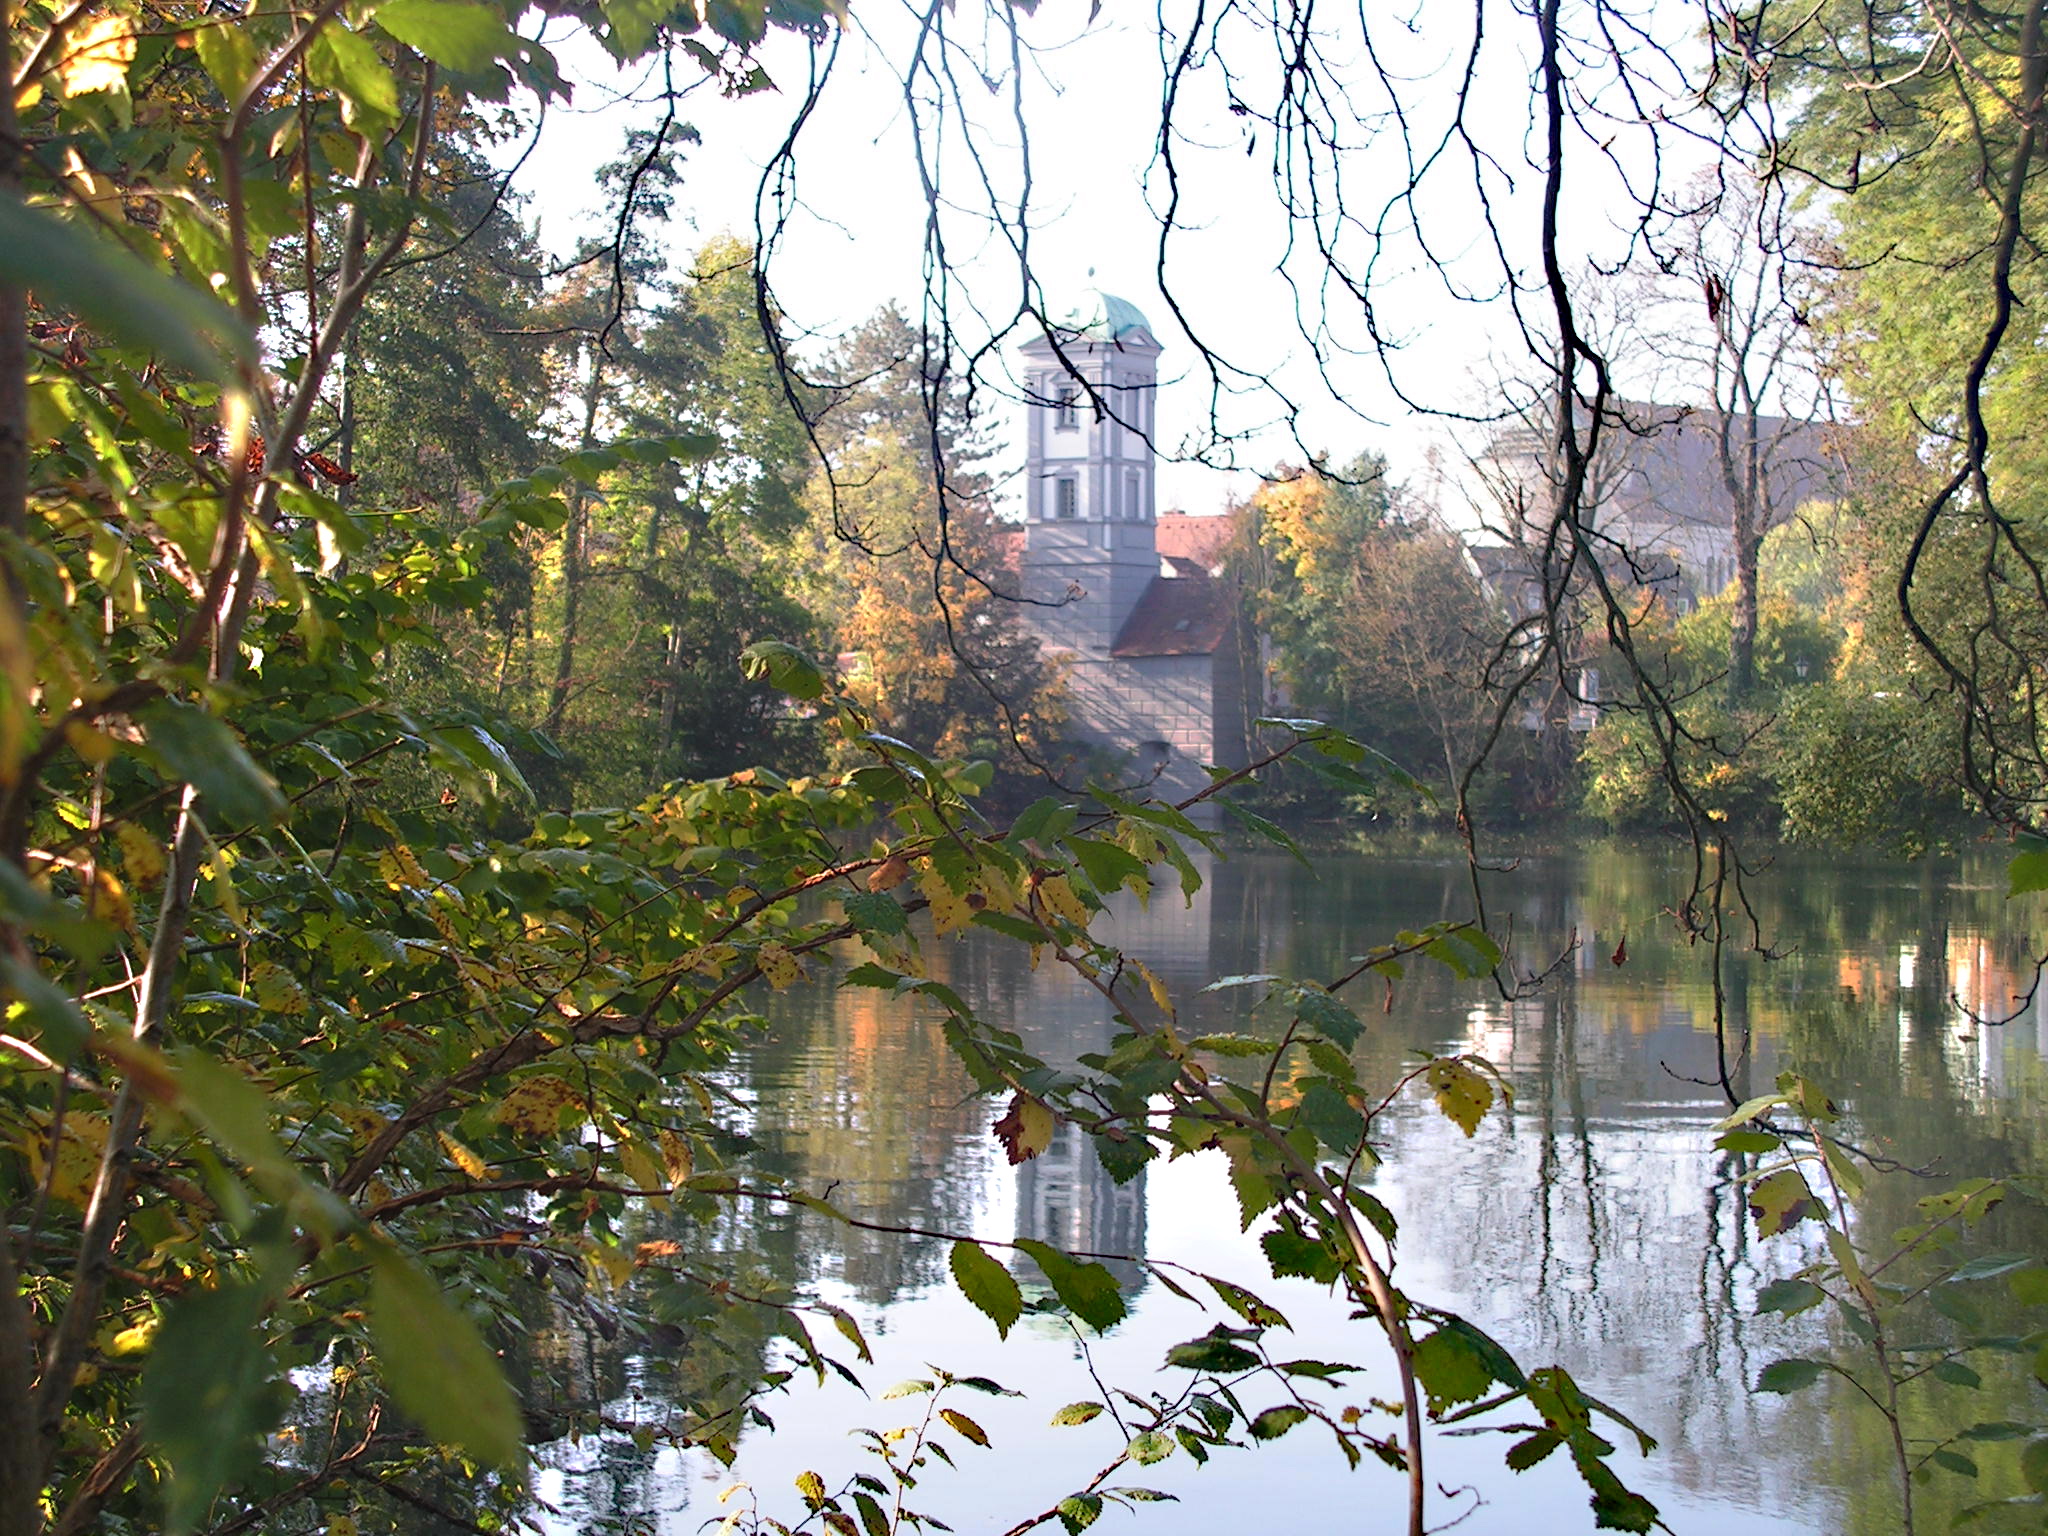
[1064,289,1155,342]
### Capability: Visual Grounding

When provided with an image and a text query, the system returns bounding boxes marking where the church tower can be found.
[1020,292,1162,654]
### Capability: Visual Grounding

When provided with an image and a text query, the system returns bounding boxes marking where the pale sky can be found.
[506,0,1729,520]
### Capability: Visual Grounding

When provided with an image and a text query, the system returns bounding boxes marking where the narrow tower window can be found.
[1125,468,1141,519]
[1055,477,1079,519]
[1054,384,1079,431]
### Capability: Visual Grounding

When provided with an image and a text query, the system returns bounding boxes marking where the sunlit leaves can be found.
[57,15,137,95]
[1051,1401,1106,1425]
[373,0,522,73]
[306,23,400,133]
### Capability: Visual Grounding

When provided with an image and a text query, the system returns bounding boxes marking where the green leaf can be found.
[741,641,829,701]
[2010,1269,2048,1306]
[2011,833,2048,896]
[367,1247,525,1471]
[1961,1421,2034,1441]
[374,0,521,71]
[140,1281,289,1534]
[1932,1449,1981,1478]
[1506,1430,1563,1472]
[1756,1357,1826,1394]
[1292,985,1363,1048]
[852,1490,889,1536]
[2,956,89,1063]
[845,891,908,938]
[1295,1078,1364,1153]
[1949,1253,2035,1283]
[1933,1359,1985,1389]
[1189,1033,1279,1057]
[141,702,285,826]
[0,196,251,384]
[1260,1228,1341,1284]
[1755,1278,1826,1316]
[191,20,258,97]
[1051,1401,1106,1426]
[1248,1405,1309,1439]
[1126,1429,1174,1464]
[1068,836,1148,897]
[167,1046,307,1201]
[1746,1167,1818,1238]
[1715,1129,1782,1155]
[949,1240,1023,1339]
[2022,1437,2048,1495]
[306,24,400,133]
[1164,1330,1261,1374]
[1412,1323,1496,1412]
[1015,1239,1126,1332]
[1056,1494,1102,1534]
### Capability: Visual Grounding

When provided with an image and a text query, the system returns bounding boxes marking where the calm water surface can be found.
[535,845,2048,1535]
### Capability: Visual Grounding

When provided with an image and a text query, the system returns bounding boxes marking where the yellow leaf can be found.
[115,821,165,889]
[58,14,137,96]
[21,1110,111,1206]
[618,1138,664,1193]
[248,960,306,1016]
[84,866,132,931]
[107,1316,157,1356]
[1133,959,1174,1020]
[496,1075,581,1136]
[1424,1058,1493,1137]
[377,844,428,891]
[920,867,973,936]
[992,1091,1056,1164]
[657,1128,694,1189]
[437,1132,486,1179]
[756,942,803,989]
[1037,874,1090,928]
[587,1243,633,1291]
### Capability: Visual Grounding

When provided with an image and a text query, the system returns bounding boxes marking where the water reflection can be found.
[527,845,2048,1536]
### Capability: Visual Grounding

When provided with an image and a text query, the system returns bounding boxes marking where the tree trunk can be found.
[1730,495,1759,698]
[543,350,606,739]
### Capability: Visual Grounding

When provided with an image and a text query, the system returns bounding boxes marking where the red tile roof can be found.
[1111,572,1234,657]
[1153,511,1236,569]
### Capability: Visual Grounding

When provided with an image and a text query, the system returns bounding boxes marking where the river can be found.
[531,844,2048,1535]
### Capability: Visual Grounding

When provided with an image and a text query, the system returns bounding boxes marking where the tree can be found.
[1239,457,1504,806]
[0,11,1675,1536]
[793,308,1060,805]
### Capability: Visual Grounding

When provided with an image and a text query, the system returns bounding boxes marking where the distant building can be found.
[1469,403,1850,615]
[1019,293,1251,812]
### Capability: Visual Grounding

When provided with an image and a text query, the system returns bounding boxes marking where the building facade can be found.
[1019,294,1249,811]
